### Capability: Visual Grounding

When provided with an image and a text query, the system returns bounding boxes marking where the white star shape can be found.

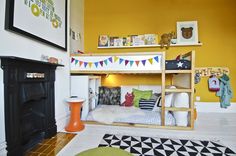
[177,62,183,67]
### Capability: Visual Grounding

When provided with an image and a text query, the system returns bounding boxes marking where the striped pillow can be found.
[139,99,156,110]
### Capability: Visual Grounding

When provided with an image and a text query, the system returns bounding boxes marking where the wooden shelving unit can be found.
[161,51,195,130]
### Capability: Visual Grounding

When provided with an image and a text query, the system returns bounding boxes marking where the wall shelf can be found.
[97,43,202,49]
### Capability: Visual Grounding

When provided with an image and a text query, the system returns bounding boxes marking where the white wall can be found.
[0,0,71,154]
[70,0,84,52]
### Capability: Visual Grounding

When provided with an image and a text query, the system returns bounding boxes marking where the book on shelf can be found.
[110,36,119,47]
[114,38,123,47]
[98,35,109,47]
[132,35,145,46]
[123,36,131,46]
[144,34,157,45]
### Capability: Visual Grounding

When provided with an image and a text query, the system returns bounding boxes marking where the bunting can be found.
[119,58,124,64]
[79,61,83,66]
[135,61,140,66]
[100,61,103,67]
[71,57,75,63]
[71,55,159,68]
[125,60,129,66]
[114,56,119,62]
[108,57,113,63]
[141,60,146,66]
[154,56,159,63]
[75,60,79,65]
[95,62,99,68]
[148,58,153,65]
[104,59,108,66]
[84,62,88,68]
[130,61,134,67]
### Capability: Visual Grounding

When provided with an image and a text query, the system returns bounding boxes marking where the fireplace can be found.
[0,56,63,156]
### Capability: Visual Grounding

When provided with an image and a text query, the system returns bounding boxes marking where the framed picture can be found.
[5,0,67,51]
[177,21,198,45]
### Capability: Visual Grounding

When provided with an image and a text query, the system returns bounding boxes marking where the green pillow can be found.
[132,88,153,107]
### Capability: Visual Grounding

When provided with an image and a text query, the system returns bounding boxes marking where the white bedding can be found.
[89,105,145,124]
[86,105,176,126]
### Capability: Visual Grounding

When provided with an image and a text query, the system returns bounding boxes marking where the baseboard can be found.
[195,102,236,113]
[0,141,7,156]
[55,113,70,132]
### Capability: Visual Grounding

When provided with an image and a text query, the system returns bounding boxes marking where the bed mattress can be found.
[86,105,176,126]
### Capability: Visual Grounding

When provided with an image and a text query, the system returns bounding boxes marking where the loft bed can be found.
[70,51,195,130]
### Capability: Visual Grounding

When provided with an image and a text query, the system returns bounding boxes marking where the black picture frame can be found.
[5,0,67,51]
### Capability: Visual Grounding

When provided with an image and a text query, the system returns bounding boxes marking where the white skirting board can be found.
[195,102,236,113]
[0,141,7,156]
[56,114,70,132]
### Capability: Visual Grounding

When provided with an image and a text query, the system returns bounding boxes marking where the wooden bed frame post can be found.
[161,52,166,126]
[190,51,195,129]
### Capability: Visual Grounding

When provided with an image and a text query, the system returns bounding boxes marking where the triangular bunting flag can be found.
[108,57,113,63]
[88,62,92,68]
[141,60,146,66]
[154,56,159,63]
[135,61,140,66]
[71,57,75,63]
[100,61,103,67]
[104,59,108,65]
[130,60,134,67]
[84,62,88,68]
[79,61,83,66]
[125,60,129,66]
[119,58,124,64]
[75,60,79,65]
[148,58,153,64]
[114,56,119,62]
[94,62,99,68]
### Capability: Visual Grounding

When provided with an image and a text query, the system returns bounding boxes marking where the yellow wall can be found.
[84,0,236,102]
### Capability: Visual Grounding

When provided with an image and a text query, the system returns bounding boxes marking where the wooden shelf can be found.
[70,70,162,74]
[165,88,192,93]
[165,70,192,74]
[165,107,191,112]
[97,43,202,49]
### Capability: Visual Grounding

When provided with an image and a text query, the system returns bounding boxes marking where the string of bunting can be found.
[71,56,159,68]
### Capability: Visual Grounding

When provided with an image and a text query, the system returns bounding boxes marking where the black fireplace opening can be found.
[20,82,47,152]
[0,56,63,156]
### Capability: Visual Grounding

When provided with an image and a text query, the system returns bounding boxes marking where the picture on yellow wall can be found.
[177,21,198,45]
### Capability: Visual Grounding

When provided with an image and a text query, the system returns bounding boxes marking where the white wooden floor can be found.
[57,113,236,156]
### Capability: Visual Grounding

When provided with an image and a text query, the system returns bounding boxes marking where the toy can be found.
[122,92,134,107]
[208,75,220,91]
[159,32,174,49]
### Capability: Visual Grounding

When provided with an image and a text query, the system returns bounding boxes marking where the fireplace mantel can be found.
[0,56,63,156]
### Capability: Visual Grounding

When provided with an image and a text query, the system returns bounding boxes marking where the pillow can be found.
[98,86,121,105]
[172,93,189,126]
[121,92,134,107]
[132,88,152,107]
[152,95,162,111]
[139,99,156,110]
[152,93,174,107]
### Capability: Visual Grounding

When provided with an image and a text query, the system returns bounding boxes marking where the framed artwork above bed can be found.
[5,0,68,51]
[176,21,198,45]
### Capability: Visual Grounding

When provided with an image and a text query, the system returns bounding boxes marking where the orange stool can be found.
[65,98,85,132]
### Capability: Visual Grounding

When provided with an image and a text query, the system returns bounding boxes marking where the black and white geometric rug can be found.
[98,134,236,156]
